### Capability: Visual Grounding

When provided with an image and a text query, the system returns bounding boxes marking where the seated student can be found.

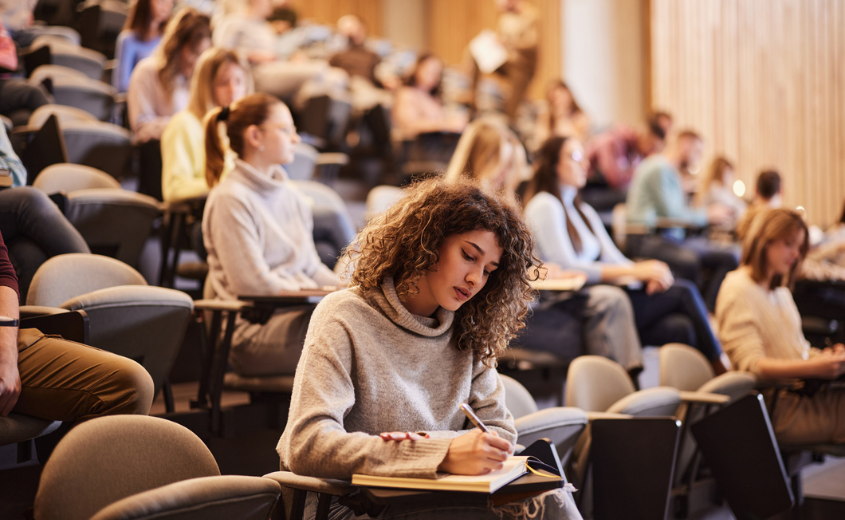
[127,8,211,143]
[716,208,845,444]
[0,19,49,127]
[212,0,277,64]
[113,0,174,94]
[626,129,738,311]
[534,80,591,146]
[202,92,342,377]
[328,15,383,86]
[0,230,153,427]
[696,156,746,229]
[392,53,467,140]
[161,47,250,203]
[524,136,726,373]
[278,178,582,519]
[445,120,644,378]
[736,169,782,241]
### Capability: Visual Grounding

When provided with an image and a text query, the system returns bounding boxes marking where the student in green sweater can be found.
[278,178,582,519]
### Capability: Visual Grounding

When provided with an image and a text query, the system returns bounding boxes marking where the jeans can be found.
[626,278,723,360]
[627,234,739,311]
[0,187,90,302]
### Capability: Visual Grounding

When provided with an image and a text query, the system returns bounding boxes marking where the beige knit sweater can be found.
[277,277,517,479]
[715,268,817,377]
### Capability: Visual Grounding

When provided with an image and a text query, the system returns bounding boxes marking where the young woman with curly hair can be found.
[277,178,582,519]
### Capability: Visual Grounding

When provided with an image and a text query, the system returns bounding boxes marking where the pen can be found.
[460,403,490,434]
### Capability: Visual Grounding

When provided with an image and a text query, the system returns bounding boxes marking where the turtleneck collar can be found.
[560,185,579,205]
[232,158,290,194]
[364,277,455,337]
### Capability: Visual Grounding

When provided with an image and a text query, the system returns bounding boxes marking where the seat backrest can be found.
[33,38,106,80]
[61,285,194,397]
[50,76,116,121]
[34,163,121,192]
[500,374,539,419]
[0,413,62,447]
[35,415,220,520]
[29,65,88,86]
[565,355,636,412]
[26,253,147,307]
[365,185,404,221]
[286,143,318,180]
[28,103,98,129]
[66,189,160,266]
[60,120,132,178]
[659,343,715,392]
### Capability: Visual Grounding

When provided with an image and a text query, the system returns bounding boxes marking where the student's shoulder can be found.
[525,191,563,215]
[314,287,371,316]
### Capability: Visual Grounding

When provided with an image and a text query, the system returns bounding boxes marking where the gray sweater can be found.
[277,277,517,479]
[203,159,340,302]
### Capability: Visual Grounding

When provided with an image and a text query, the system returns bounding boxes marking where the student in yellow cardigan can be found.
[161,47,251,203]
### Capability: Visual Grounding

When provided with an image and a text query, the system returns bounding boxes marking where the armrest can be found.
[193,299,250,313]
[316,152,349,167]
[679,391,730,405]
[20,308,89,344]
[19,305,69,318]
[586,411,633,421]
[263,471,354,496]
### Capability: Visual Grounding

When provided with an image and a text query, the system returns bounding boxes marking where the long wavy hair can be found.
[155,8,210,94]
[346,177,541,367]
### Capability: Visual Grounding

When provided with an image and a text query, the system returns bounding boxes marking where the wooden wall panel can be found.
[428,0,562,100]
[293,0,383,37]
[651,0,845,226]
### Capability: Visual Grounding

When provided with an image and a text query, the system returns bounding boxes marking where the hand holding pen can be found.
[437,403,513,475]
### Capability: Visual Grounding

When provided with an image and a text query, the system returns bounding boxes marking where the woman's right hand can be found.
[632,260,674,293]
[810,348,845,379]
[438,429,512,475]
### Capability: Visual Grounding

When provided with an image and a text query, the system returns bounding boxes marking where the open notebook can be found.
[352,456,546,493]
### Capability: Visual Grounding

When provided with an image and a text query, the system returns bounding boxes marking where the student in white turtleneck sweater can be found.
[524,136,727,373]
[202,93,342,376]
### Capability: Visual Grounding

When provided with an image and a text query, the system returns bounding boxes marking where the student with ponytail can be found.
[202,92,342,376]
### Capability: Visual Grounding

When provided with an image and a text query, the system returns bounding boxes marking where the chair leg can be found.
[315,493,332,520]
[162,379,175,413]
[210,311,237,436]
[289,489,307,520]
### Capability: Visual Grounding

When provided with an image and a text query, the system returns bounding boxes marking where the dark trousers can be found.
[627,234,739,312]
[0,79,49,127]
[626,279,723,361]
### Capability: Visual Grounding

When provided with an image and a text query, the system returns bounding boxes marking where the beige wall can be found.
[651,0,845,226]
[562,0,648,130]
[382,0,426,50]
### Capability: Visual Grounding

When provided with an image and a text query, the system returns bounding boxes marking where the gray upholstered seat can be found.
[60,120,132,179]
[29,36,107,80]
[34,415,280,520]
[27,254,193,398]
[286,142,319,180]
[27,102,98,129]
[501,374,587,467]
[44,75,117,122]
[34,163,121,192]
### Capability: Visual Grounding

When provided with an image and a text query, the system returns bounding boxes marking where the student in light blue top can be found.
[113,0,173,93]
[624,129,739,311]
[525,136,727,372]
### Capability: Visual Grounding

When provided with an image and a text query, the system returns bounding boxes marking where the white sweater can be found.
[202,159,340,301]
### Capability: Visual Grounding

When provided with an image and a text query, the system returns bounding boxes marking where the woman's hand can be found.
[809,348,845,379]
[633,260,674,294]
[437,429,513,475]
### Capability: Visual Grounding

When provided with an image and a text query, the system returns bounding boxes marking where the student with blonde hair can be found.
[161,47,251,202]
[716,208,845,444]
[202,92,341,376]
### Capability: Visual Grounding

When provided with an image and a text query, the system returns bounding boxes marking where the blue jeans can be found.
[626,278,723,361]
[0,187,90,302]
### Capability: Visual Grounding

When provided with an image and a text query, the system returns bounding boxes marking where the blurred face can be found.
[410,230,503,316]
[250,0,273,18]
[679,137,704,172]
[150,0,173,23]
[415,58,442,92]
[212,61,247,107]
[721,166,735,187]
[765,228,805,278]
[179,37,211,79]
[555,139,589,189]
[550,86,574,112]
[255,103,301,164]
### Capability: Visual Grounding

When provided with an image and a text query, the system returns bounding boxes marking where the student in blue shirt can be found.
[113,0,173,93]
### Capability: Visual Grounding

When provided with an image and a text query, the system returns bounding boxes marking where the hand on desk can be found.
[438,429,513,476]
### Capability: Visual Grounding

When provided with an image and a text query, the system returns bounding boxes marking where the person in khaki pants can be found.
[0,231,153,425]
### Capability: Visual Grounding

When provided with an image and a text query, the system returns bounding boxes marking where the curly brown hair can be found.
[346,177,541,367]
